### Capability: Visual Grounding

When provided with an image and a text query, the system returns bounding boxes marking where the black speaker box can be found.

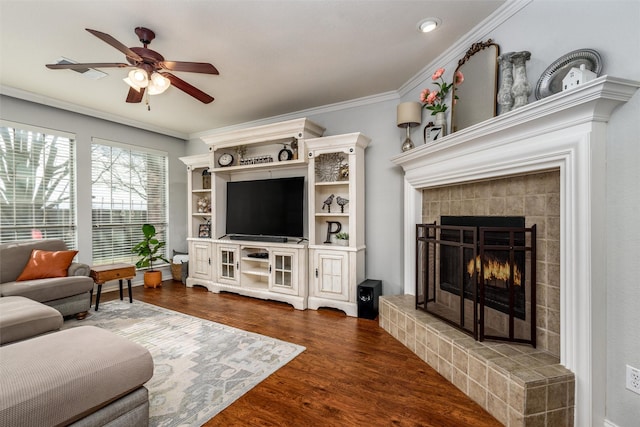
[357,279,382,319]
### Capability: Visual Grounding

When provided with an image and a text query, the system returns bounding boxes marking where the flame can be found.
[467,255,522,286]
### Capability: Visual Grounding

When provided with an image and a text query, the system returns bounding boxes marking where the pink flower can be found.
[455,70,464,85]
[426,90,439,105]
[432,68,445,80]
[420,88,430,103]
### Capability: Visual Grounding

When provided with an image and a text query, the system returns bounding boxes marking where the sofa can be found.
[0,239,94,319]
[0,323,154,426]
[0,296,154,426]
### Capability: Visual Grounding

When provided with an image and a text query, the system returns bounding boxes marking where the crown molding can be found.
[189,90,399,140]
[398,0,532,97]
[0,85,188,140]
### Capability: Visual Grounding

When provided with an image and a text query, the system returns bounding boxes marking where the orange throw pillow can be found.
[16,249,79,281]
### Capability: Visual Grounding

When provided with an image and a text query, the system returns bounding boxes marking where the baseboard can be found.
[604,419,621,427]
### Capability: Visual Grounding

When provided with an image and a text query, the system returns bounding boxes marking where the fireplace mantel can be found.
[391,75,639,426]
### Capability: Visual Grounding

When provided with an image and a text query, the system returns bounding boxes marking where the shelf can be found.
[192,213,212,217]
[315,213,349,217]
[242,256,269,263]
[192,189,211,193]
[315,181,349,187]
[212,158,307,173]
[242,269,270,277]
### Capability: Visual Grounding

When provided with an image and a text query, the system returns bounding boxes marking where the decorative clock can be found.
[278,145,293,161]
[217,152,234,167]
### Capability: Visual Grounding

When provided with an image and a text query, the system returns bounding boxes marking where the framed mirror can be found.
[450,39,499,133]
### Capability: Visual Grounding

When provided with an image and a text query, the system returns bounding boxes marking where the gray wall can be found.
[0,95,189,260]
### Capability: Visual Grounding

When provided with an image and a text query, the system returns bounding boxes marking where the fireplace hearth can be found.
[416,216,536,346]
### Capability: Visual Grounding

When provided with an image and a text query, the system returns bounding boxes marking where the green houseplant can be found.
[132,223,169,288]
[335,232,349,246]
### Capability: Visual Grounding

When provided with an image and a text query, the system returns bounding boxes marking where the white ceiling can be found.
[0,0,505,139]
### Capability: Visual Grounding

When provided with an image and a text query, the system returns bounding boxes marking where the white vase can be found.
[434,112,447,136]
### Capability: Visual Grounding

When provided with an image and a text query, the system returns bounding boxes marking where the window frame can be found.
[90,137,169,267]
[0,120,78,248]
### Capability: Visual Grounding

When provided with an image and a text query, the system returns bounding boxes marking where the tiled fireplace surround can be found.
[385,77,639,426]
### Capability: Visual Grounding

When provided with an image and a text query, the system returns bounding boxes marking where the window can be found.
[91,139,168,266]
[0,122,76,247]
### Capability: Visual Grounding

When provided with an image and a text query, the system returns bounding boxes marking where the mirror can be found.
[451,40,499,133]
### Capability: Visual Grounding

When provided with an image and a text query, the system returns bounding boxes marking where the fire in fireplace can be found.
[416,216,536,346]
[440,216,527,320]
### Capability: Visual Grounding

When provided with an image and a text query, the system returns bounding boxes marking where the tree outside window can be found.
[0,124,76,247]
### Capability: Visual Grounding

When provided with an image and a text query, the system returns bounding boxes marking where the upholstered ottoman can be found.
[0,325,154,427]
[0,296,63,345]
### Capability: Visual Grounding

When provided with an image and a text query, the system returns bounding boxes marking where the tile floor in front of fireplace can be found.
[380,295,574,427]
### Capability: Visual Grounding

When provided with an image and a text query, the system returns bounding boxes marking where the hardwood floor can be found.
[101,280,501,426]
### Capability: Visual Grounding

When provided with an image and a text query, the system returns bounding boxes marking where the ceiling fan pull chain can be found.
[146,90,151,111]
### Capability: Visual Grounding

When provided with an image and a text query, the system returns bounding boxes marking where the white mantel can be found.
[391,76,639,427]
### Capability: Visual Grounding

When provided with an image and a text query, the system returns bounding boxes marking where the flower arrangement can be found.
[420,68,464,115]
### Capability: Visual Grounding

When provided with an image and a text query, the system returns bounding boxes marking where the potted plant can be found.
[335,232,349,246]
[132,224,169,288]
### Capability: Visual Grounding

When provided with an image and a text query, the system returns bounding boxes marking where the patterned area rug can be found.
[62,300,305,426]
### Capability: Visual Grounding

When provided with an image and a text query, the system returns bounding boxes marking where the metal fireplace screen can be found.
[416,221,536,346]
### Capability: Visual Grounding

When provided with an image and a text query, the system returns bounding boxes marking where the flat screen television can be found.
[226,177,305,239]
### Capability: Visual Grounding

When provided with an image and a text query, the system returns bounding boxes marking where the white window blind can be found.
[0,122,77,248]
[91,139,168,266]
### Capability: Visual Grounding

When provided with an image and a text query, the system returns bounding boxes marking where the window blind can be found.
[0,122,77,248]
[91,139,168,266]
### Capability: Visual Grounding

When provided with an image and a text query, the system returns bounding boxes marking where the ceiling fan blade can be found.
[86,28,143,62]
[46,62,129,70]
[160,61,219,75]
[162,73,214,104]
[126,87,145,103]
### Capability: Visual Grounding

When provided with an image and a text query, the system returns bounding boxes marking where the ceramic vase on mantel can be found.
[434,112,447,137]
[511,51,532,109]
[497,52,515,114]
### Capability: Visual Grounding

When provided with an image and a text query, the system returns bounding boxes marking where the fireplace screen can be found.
[416,217,536,346]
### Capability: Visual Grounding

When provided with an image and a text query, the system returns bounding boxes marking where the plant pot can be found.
[336,239,349,246]
[144,270,162,288]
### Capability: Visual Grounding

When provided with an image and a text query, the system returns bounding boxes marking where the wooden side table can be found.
[90,263,136,311]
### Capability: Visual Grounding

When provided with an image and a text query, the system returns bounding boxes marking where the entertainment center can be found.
[180,118,370,315]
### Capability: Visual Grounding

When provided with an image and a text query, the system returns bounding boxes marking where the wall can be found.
[0,95,189,264]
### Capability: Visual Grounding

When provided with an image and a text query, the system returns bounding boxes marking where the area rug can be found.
[62,300,305,426]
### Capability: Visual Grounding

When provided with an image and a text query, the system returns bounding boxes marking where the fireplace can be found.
[388,77,639,426]
[416,216,536,346]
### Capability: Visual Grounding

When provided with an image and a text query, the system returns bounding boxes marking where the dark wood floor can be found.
[101,280,501,427]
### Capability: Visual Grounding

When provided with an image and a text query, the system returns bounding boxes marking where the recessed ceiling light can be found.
[417,17,441,33]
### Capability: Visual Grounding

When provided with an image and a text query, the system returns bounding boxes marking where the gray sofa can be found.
[0,323,154,427]
[0,239,94,319]
[0,294,154,426]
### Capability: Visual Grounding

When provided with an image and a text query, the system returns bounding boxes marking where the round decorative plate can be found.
[534,49,602,100]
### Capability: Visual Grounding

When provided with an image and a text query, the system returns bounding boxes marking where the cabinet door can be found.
[312,250,349,301]
[217,244,239,285]
[190,241,212,280]
[270,249,298,295]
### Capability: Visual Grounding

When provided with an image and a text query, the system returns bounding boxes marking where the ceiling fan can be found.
[46,27,218,104]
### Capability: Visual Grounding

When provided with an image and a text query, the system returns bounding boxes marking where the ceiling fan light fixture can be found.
[123,77,141,92]
[129,69,149,87]
[147,72,170,95]
[417,17,441,33]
